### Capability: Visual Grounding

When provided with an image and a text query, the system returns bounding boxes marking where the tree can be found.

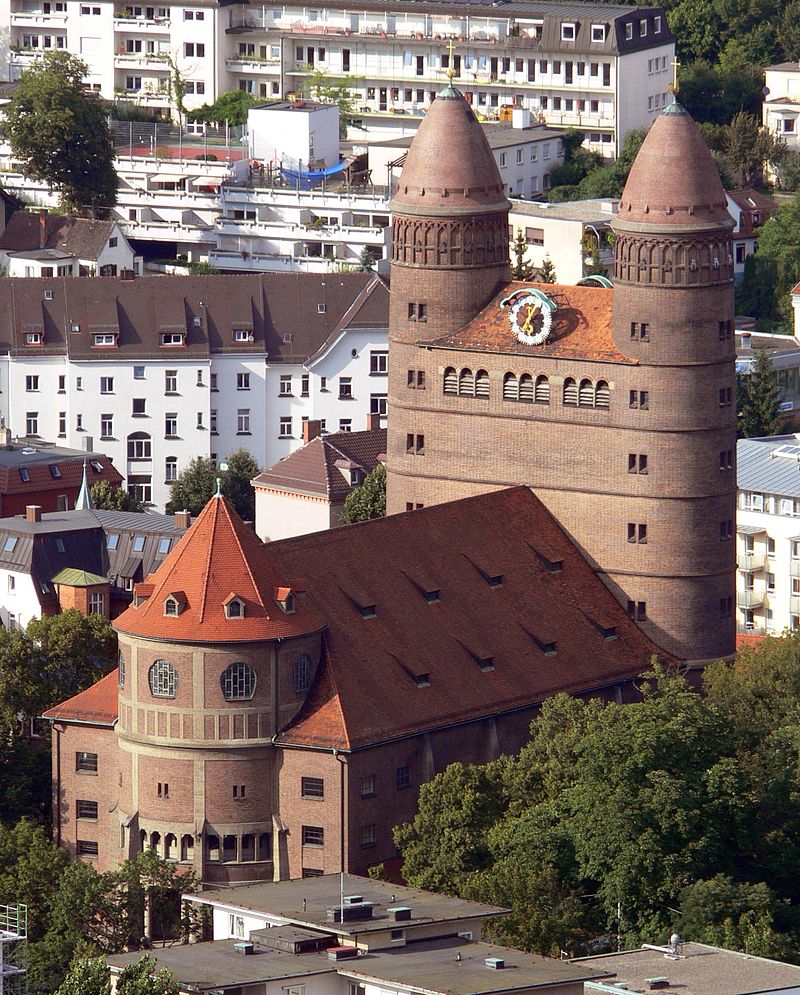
[738,349,783,439]
[356,246,375,272]
[117,956,179,995]
[90,481,146,513]
[538,256,557,283]
[722,112,786,187]
[740,193,800,326]
[511,229,535,281]
[188,89,257,127]
[166,451,260,521]
[300,68,364,137]
[4,52,117,216]
[163,53,187,127]
[56,959,110,995]
[339,463,386,525]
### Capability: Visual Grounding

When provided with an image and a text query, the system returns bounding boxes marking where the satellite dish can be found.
[763,86,770,96]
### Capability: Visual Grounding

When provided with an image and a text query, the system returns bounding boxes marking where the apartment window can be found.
[76,799,98,820]
[133,365,145,380]
[768,536,776,555]
[25,412,38,436]
[370,395,387,417]
[627,600,646,621]
[76,751,98,773]
[165,457,178,482]
[77,840,99,857]
[767,572,776,593]
[396,765,411,789]
[100,414,114,439]
[184,42,205,56]
[293,655,311,693]
[279,374,292,396]
[406,433,425,455]
[165,370,178,393]
[591,23,606,41]
[339,419,352,432]
[302,826,324,847]
[301,777,324,799]
[210,410,218,434]
[92,333,117,347]
[58,412,66,436]
[25,375,39,391]
[561,22,575,40]
[407,302,427,322]
[370,351,388,375]
[339,377,353,399]
[132,398,146,416]
[279,417,292,438]
[100,376,114,394]
[237,372,250,390]
[88,592,104,615]
[237,409,251,434]
[627,522,647,543]
[360,774,375,798]
[625,21,633,39]
[360,824,376,848]
[630,321,650,341]
[628,453,648,474]
[301,374,310,396]
[165,413,178,437]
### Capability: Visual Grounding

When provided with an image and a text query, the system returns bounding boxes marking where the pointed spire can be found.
[75,461,94,511]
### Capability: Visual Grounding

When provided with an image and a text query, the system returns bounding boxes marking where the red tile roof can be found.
[427,282,631,364]
[273,486,674,750]
[115,495,325,643]
[736,632,765,652]
[0,454,122,495]
[42,667,119,726]
[252,429,387,501]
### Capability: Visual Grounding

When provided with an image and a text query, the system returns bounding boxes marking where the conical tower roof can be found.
[115,493,324,642]
[391,85,508,216]
[616,101,733,232]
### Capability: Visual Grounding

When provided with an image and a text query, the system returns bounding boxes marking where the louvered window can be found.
[578,379,594,407]
[563,378,578,406]
[503,372,518,400]
[475,370,490,398]
[534,375,550,404]
[595,380,610,408]
[519,374,534,403]
[458,368,474,396]
[443,367,457,394]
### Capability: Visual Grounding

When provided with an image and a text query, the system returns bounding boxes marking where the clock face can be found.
[508,292,553,345]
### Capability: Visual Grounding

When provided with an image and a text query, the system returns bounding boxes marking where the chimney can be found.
[0,420,11,448]
[39,210,47,250]
[303,419,322,444]
[174,510,191,530]
[26,505,42,523]
[511,107,532,130]
[366,412,382,431]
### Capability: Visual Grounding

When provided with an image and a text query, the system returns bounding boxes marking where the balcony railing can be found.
[736,621,767,635]
[739,552,766,572]
[737,590,764,609]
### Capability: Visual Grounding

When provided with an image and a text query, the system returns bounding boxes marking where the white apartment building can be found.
[0,271,388,510]
[0,0,674,156]
[763,61,800,153]
[736,435,800,636]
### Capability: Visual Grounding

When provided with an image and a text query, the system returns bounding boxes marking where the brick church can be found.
[44,86,734,883]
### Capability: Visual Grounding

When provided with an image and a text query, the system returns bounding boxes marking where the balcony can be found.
[739,552,766,572]
[736,621,767,635]
[737,590,764,609]
[114,52,171,71]
[225,56,280,73]
[114,15,170,31]
[10,9,66,25]
[792,558,800,577]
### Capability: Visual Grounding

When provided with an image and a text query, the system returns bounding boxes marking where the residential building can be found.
[576,940,800,995]
[368,110,565,200]
[252,422,386,541]
[0,212,139,277]
[0,271,389,509]
[0,438,121,515]
[0,0,673,155]
[0,503,188,629]
[44,486,672,879]
[507,197,618,283]
[386,90,737,664]
[107,875,609,995]
[725,189,775,279]
[735,434,800,636]
[736,329,800,419]
[763,61,800,153]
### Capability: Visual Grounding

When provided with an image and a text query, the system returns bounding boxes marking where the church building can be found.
[43,81,734,883]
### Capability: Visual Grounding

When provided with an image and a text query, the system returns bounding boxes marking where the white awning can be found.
[149,172,194,183]
[190,173,225,186]
[737,524,768,535]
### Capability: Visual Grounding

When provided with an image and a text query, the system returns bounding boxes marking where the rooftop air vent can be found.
[343,895,363,905]
[326,902,375,923]
[485,957,505,970]
[328,946,359,961]
[233,942,254,955]
[388,907,412,922]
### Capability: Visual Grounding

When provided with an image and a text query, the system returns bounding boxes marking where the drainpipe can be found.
[54,724,62,846]
[334,748,347,873]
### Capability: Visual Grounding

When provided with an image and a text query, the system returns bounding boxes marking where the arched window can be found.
[563,377,578,406]
[502,372,518,400]
[474,370,490,398]
[443,367,457,394]
[206,835,220,861]
[458,368,474,396]
[149,659,178,698]
[165,833,178,861]
[180,834,194,862]
[595,380,610,409]
[519,373,534,403]
[221,662,256,701]
[127,432,151,460]
[225,597,245,619]
[149,831,161,852]
[534,375,550,405]
[139,829,147,852]
[293,655,311,693]
[578,378,594,407]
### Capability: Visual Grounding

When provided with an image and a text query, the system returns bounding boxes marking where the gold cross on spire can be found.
[446,37,457,81]
[668,55,680,94]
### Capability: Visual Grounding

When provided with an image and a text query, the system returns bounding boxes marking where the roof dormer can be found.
[164,591,187,616]
[224,593,246,619]
[275,586,296,614]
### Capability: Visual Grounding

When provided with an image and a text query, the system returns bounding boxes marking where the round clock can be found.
[508,291,553,346]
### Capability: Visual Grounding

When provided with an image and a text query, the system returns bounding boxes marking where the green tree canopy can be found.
[56,958,111,995]
[739,193,800,326]
[117,955,179,995]
[90,481,146,512]
[4,52,117,215]
[339,463,386,525]
[300,68,364,136]
[188,89,258,126]
[738,349,783,438]
[166,450,260,520]
[511,229,535,281]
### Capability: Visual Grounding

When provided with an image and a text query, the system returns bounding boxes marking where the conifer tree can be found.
[538,255,557,283]
[738,349,783,438]
[511,229,535,281]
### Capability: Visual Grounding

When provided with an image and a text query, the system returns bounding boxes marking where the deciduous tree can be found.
[90,481,146,513]
[339,463,386,525]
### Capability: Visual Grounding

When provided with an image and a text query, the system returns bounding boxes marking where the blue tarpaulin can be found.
[281,160,349,189]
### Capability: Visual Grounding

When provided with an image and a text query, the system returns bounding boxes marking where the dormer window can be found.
[44,290,53,301]
[625,21,633,39]
[414,673,431,687]
[92,332,118,347]
[224,595,245,619]
[317,304,326,313]
[192,316,202,327]
[163,594,185,616]
[591,23,606,42]
[25,332,43,346]
[161,332,186,347]
[349,468,363,486]
[653,14,662,31]
[49,464,62,479]
[233,329,253,342]
[639,17,647,35]
[561,21,576,40]
[70,321,80,333]
[275,587,296,614]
